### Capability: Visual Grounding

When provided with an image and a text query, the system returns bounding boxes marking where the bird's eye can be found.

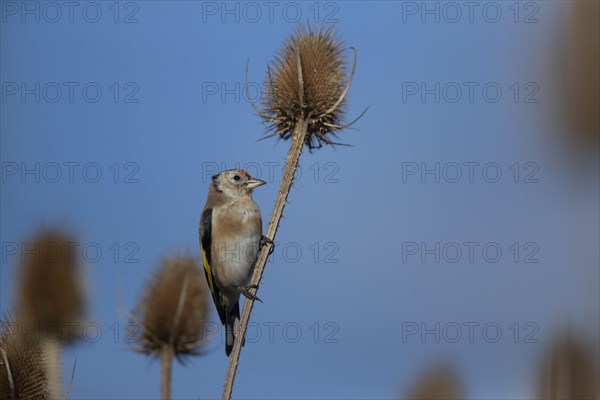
[233,175,241,181]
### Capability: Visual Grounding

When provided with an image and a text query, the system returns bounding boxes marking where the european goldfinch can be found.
[199,169,267,356]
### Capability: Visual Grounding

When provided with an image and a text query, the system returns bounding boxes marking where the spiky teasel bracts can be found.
[131,255,209,357]
[249,24,367,149]
[0,313,49,400]
[130,255,209,400]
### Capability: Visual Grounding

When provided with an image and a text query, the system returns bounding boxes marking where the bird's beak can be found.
[247,178,267,189]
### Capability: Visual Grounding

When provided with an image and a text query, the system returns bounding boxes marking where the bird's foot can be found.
[239,285,262,303]
[261,235,275,255]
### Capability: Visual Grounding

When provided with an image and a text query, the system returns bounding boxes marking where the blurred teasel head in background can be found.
[17,229,86,342]
[537,330,599,400]
[130,255,210,359]
[404,364,464,400]
[558,0,600,151]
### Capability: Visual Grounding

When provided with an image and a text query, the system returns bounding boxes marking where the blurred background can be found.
[1,1,598,399]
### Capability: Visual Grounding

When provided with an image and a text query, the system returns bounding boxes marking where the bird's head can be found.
[211,169,266,198]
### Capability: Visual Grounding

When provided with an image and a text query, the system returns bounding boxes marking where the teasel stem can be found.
[41,339,62,399]
[160,344,174,400]
[223,117,309,399]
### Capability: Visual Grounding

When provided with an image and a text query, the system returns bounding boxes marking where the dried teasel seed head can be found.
[0,313,49,400]
[562,0,600,146]
[131,255,210,359]
[405,364,464,400]
[253,23,367,150]
[17,229,86,343]
[537,331,599,400]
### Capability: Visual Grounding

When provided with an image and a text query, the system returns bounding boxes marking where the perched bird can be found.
[199,169,267,356]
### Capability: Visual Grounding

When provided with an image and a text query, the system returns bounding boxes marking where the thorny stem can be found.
[159,275,188,400]
[161,345,174,400]
[42,339,63,400]
[222,118,309,400]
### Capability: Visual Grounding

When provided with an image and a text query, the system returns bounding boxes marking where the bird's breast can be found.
[211,201,262,287]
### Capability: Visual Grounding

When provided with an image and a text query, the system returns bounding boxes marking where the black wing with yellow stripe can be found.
[200,208,226,325]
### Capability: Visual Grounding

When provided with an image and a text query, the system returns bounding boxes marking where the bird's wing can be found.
[200,208,226,325]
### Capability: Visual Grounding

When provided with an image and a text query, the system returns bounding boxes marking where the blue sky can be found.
[1,1,598,399]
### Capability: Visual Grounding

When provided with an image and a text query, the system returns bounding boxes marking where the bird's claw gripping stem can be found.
[261,235,275,255]
[239,285,262,303]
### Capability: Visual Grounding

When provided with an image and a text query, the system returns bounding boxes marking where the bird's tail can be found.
[225,302,243,356]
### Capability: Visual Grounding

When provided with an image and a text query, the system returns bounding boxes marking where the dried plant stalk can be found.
[223,119,308,399]
[223,24,364,399]
[41,340,62,399]
[160,345,174,400]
